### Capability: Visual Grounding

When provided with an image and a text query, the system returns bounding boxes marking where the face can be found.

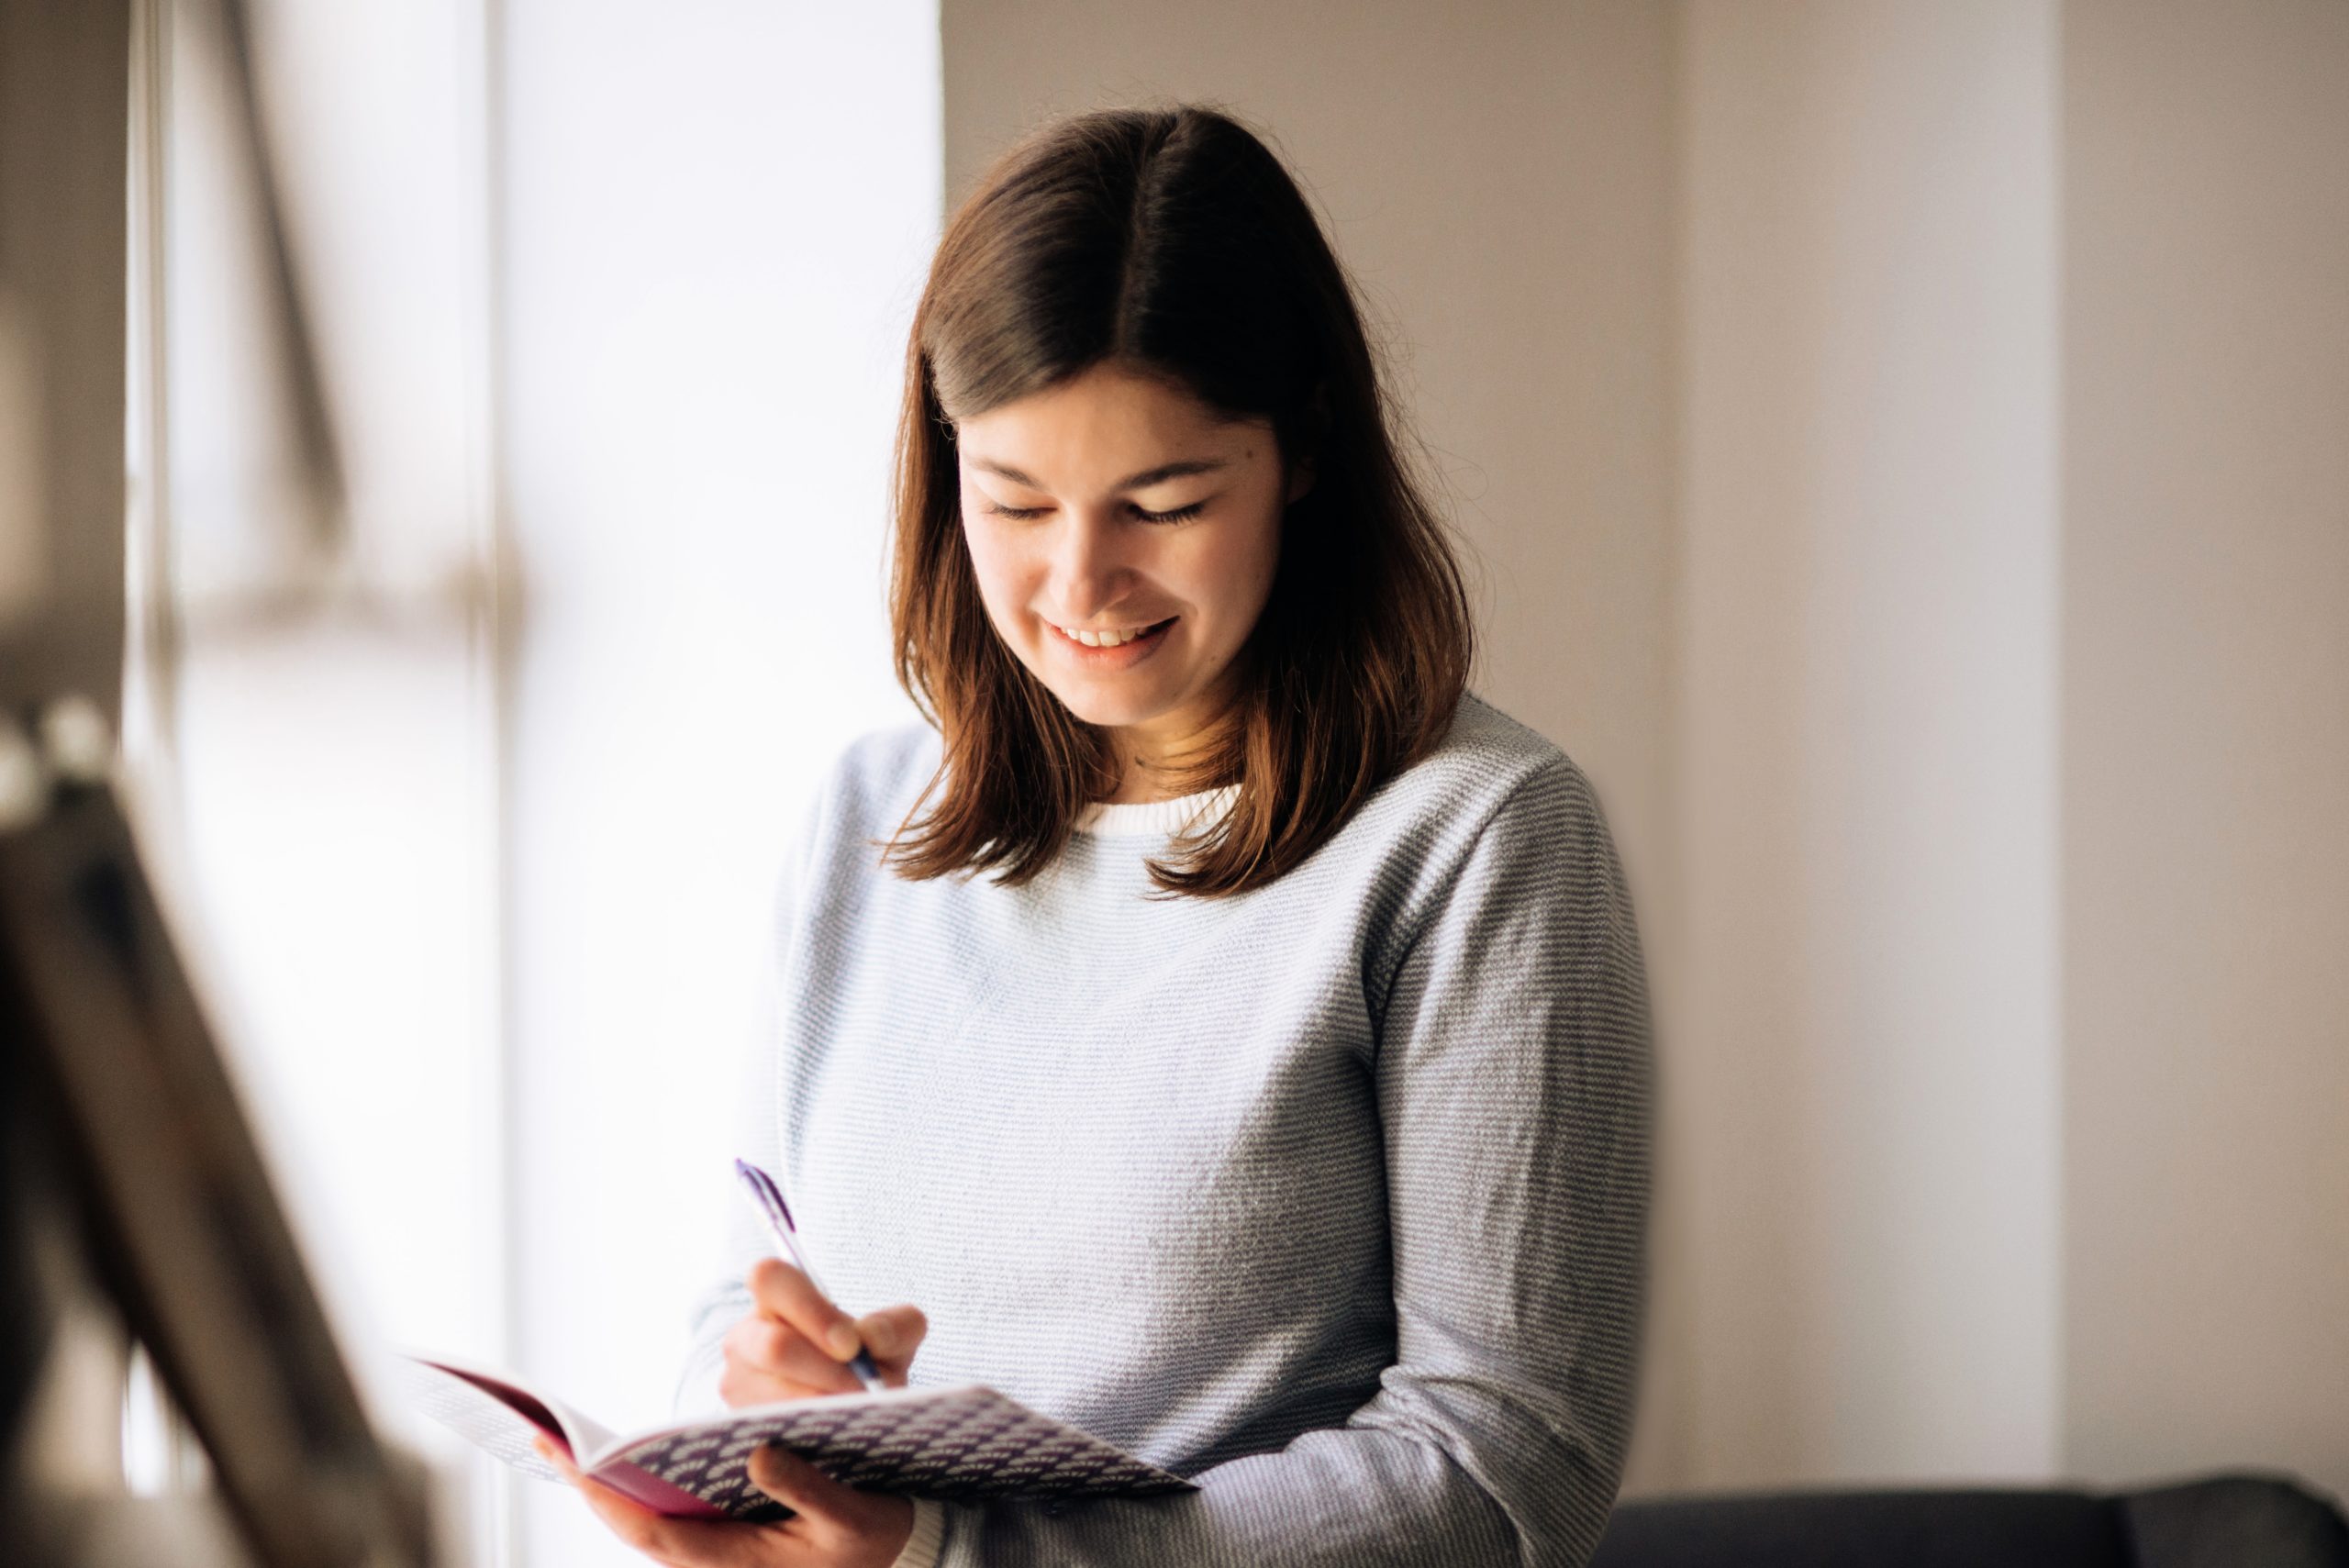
[954,361,1313,782]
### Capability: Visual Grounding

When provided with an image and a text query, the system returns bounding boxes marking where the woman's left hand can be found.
[533,1434,915,1568]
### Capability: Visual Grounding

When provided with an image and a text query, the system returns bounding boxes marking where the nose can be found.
[1044,506,1135,623]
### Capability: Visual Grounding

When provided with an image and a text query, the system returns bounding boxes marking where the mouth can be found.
[1043,615,1178,663]
[1045,616,1176,649]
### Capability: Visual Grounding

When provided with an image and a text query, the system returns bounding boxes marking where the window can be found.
[122,5,939,1563]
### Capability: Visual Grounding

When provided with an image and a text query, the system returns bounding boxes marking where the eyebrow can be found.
[970,456,1231,493]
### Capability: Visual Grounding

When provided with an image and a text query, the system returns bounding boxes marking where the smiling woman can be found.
[608,104,1653,1568]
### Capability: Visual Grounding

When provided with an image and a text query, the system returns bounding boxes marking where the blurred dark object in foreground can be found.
[1594,1472,2349,1568]
[1,778,438,1567]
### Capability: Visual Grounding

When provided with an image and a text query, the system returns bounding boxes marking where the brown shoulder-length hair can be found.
[885,104,1473,897]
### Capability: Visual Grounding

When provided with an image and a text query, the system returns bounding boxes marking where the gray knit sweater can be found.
[674,693,1653,1566]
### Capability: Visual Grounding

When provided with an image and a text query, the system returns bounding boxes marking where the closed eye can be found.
[978,499,1211,525]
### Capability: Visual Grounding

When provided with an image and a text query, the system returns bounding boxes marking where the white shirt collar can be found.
[1073,784,1241,838]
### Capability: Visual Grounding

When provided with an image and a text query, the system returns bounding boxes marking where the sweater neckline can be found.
[1074,784,1241,839]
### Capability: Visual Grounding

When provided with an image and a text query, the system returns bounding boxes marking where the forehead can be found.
[955,362,1268,489]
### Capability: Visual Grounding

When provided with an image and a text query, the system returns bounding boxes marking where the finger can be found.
[745,1257,863,1362]
[722,1313,865,1394]
[722,1315,864,1396]
[718,1359,851,1409]
[744,1442,859,1530]
[533,1433,583,1481]
[853,1303,928,1373]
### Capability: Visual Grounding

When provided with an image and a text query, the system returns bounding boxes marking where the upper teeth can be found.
[1056,621,1153,648]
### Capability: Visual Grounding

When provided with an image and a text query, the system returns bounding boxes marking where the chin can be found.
[1049,690,1165,729]
[1035,675,1173,730]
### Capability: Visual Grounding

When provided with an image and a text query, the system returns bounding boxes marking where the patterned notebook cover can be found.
[395,1354,1197,1519]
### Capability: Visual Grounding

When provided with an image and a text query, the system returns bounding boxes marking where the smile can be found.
[1046,617,1176,650]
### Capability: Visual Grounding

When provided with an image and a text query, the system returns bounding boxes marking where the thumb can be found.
[745,1442,855,1526]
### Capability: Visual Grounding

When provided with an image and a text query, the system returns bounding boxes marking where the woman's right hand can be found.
[719,1258,928,1406]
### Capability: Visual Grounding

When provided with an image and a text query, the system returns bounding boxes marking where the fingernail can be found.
[826,1323,861,1359]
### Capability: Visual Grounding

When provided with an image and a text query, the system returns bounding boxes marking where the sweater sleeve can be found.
[928,756,1655,1567]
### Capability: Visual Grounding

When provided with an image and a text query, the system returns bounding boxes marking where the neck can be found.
[1104,717,1226,805]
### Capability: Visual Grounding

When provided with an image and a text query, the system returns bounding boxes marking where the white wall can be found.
[1673,0,2349,1505]
[2058,0,2349,1497]
[1673,0,2062,1485]
[497,4,936,1563]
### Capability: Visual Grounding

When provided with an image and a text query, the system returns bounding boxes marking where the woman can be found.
[540,103,1653,1568]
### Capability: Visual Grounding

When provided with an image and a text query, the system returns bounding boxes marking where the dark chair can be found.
[1590,1472,2349,1568]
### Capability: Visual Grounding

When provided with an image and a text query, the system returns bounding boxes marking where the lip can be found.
[1042,615,1177,670]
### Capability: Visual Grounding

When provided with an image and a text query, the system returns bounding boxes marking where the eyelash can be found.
[985,500,1208,526]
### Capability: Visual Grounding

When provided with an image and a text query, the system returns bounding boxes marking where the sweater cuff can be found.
[889,1496,946,1568]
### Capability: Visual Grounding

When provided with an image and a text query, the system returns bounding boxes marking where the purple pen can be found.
[732,1157,886,1393]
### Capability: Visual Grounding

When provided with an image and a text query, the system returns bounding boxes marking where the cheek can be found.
[1197,508,1283,637]
[959,520,1031,627]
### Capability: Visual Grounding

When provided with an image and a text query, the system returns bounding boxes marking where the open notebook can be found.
[393,1352,1197,1520]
